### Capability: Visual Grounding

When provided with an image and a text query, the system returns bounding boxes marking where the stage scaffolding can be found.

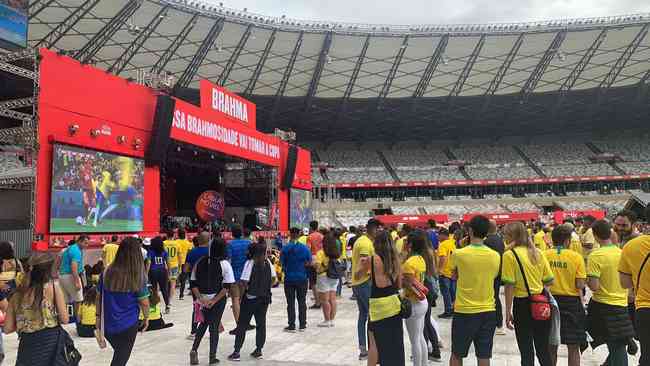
[0,48,40,250]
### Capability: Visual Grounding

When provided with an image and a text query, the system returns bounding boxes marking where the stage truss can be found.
[0,48,40,241]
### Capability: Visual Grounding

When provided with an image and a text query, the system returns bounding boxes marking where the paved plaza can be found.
[2,285,640,365]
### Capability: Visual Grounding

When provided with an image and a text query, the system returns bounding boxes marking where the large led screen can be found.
[0,0,28,50]
[50,144,145,233]
[290,188,312,230]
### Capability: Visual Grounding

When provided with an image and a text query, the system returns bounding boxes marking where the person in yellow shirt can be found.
[163,231,180,302]
[139,290,174,331]
[533,222,548,251]
[77,286,98,338]
[543,225,586,366]
[102,235,120,267]
[436,228,456,318]
[449,215,501,366]
[619,232,650,366]
[587,220,636,366]
[314,234,342,328]
[395,225,412,259]
[402,229,437,366]
[502,222,554,366]
[175,229,194,301]
[350,219,380,360]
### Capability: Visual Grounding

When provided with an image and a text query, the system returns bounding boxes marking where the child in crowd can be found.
[77,286,98,337]
[139,288,174,332]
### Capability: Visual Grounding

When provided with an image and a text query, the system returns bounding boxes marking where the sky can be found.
[211,0,650,25]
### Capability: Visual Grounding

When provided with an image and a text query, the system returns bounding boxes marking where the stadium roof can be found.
[23,0,650,139]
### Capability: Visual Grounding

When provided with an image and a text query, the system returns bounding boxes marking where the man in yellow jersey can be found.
[533,222,548,251]
[163,230,180,306]
[350,218,379,361]
[587,220,635,366]
[619,209,650,366]
[102,235,120,267]
[450,215,501,366]
[94,170,115,227]
[437,228,456,319]
[544,225,586,366]
[99,157,136,221]
[580,215,598,260]
[298,228,308,245]
[395,224,412,258]
[175,229,193,300]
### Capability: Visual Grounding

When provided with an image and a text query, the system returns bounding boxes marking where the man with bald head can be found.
[484,219,506,335]
[184,232,211,339]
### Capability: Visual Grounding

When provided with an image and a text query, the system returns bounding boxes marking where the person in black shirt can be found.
[483,220,506,335]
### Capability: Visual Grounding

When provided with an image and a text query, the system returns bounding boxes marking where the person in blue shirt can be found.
[184,232,210,339]
[97,237,150,366]
[226,225,251,329]
[427,219,440,250]
[146,237,170,314]
[280,227,312,332]
[59,235,89,321]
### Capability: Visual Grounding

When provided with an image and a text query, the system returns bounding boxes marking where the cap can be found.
[143,238,151,246]
[302,228,309,235]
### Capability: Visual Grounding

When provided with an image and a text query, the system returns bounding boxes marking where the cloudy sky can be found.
[214,0,650,24]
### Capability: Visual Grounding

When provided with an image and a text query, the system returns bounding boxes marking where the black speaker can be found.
[145,95,176,167]
[282,144,298,190]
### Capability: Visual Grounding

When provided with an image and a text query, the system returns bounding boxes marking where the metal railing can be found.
[161,1,650,35]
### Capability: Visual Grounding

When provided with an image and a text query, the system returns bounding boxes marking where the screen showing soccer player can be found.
[290,188,312,230]
[50,144,145,233]
[0,0,28,50]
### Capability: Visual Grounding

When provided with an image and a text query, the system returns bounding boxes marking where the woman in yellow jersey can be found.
[367,231,404,366]
[175,229,193,301]
[315,233,342,327]
[77,286,98,337]
[139,289,174,331]
[402,230,437,366]
[543,225,587,366]
[587,220,635,366]
[502,222,554,366]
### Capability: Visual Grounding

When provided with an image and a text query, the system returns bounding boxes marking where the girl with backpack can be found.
[227,241,276,361]
[189,237,235,365]
[315,233,343,328]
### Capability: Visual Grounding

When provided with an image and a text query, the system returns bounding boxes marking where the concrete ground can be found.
[1,285,640,365]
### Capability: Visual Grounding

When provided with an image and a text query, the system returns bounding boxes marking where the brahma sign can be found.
[200,80,257,129]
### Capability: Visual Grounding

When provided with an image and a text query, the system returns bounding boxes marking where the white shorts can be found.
[59,274,84,303]
[316,274,338,293]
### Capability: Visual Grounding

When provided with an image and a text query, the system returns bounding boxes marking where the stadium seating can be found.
[593,136,650,162]
[464,166,539,179]
[0,152,32,179]
[451,144,523,165]
[619,162,650,174]
[335,209,372,228]
[391,206,419,215]
[538,163,619,177]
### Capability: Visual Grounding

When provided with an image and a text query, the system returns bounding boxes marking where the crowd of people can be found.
[0,209,646,366]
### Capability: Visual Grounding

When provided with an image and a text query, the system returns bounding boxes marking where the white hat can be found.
[143,238,151,246]
[302,228,309,235]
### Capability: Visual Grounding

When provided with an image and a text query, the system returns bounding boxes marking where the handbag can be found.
[399,296,412,319]
[511,249,551,321]
[409,277,429,302]
[51,282,82,365]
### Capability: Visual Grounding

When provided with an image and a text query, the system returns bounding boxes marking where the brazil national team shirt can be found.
[543,247,586,297]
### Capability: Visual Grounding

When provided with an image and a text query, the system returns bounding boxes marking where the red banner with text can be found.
[553,210,606,224]
[375,214,449,226]
[463,212,540,224]
[171,98,280,167]
[200,80,256,129]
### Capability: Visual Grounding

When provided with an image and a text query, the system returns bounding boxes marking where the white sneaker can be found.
[186,334,195,340]
[329,320,335,327]
[317,321,330,328]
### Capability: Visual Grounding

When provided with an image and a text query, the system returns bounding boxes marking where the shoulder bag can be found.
[511,249,551,321]
[51,282,82,365]
[637,252,650,294]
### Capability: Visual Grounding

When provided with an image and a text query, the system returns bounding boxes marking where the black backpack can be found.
[326,258,346,279]
[193,256,223,294]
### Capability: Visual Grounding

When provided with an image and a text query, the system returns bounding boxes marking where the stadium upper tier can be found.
[22,1,650,140]
[307,134,650,184]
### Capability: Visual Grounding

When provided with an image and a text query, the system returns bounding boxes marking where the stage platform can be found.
[1,285,638,365]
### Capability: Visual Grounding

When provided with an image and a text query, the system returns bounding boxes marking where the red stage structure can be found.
[34,49,311,249]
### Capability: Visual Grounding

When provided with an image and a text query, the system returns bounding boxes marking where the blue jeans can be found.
[439,276,456,314]
[352,281,371,351]
[336,278,343,297]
